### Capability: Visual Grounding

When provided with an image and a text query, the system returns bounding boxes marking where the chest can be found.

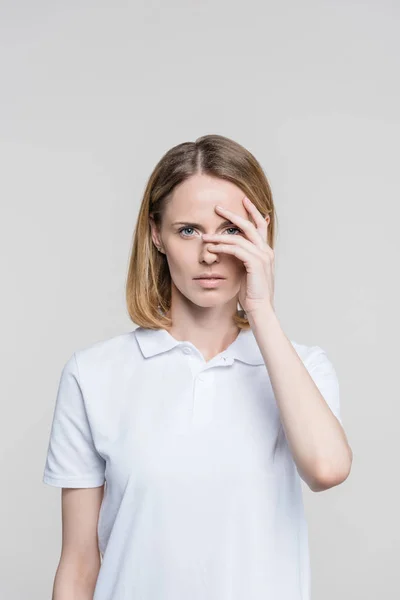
[92,360,282,497]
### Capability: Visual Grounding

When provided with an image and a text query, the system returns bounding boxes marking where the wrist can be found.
[246,304,277,325]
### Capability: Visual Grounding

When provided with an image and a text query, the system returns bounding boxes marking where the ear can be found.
[149,214,163,251]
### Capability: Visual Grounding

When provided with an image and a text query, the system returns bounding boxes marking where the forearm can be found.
[247,308,352,491]
[52,556,100,600]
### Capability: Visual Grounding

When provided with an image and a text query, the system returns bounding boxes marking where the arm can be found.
[52,485,104,599]
[248,308,353,492]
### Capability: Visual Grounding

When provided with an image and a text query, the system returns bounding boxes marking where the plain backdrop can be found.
[1,0,399,598]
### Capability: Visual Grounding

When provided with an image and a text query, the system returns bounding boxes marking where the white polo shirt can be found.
[43,326,342,600]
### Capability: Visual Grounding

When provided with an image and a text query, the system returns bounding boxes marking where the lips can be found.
[193,275,225,279]
[194,277,226,287]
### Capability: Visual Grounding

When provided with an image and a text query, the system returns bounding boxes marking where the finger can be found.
[202,233,264,258]
[205,239,265,264]
[214,204,268,249]
[202,232,274,260]
[242,196,269,235]
[205,242,271,273]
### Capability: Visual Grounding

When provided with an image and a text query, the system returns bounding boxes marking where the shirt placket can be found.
[180,344,232,427]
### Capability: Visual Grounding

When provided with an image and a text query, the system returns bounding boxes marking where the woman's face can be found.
[150,174,253,310]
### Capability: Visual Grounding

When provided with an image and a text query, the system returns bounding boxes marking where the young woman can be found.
[43,134,352,599]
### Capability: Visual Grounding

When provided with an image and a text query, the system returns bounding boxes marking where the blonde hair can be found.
[125,134,278,330]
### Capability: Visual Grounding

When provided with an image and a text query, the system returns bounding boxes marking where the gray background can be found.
[1,0,399,598]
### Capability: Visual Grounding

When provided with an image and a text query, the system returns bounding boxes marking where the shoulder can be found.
[290,340,332,370]
[71,329,140,376]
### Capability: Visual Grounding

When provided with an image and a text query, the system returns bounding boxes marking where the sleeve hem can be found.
[43,473,105,488]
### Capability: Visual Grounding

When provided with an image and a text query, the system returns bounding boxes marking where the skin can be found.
[149,173,269,361]
[150,173,352,490]
[51,174,352,597]
[53,174,265,598]
[52,486,104,599]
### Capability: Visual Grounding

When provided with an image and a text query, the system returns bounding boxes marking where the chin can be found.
[190,290,236,309]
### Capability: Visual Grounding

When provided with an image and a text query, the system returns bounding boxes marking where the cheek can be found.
[165,244,193,275]
[226,254,245,273]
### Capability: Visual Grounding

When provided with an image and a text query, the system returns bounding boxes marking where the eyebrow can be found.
[171,219,237,230]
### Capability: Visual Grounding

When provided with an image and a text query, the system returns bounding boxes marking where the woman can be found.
[43,134,352,599]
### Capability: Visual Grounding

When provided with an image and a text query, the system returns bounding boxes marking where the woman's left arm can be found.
[203,197,353,492]
[248,308,353,492]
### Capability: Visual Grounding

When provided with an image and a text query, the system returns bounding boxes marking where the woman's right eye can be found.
[178,227,196,237]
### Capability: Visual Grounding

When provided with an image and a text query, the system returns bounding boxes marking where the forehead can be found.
[164,174,248,221]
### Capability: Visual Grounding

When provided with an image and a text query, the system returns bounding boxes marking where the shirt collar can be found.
[133,326,265,366]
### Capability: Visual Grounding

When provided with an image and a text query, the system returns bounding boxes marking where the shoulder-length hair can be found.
[125,134,278,331]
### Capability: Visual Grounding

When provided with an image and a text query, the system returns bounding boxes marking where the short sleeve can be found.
[304,345,343,426]
[43,352,106,488]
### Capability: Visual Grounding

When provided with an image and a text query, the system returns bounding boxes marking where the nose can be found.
[200,238,220,264]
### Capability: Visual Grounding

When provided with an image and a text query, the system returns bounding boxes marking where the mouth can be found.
[193,276,226,280]
[193,276,226,287]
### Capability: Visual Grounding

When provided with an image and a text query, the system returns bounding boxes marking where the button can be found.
[182,347,192,354]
